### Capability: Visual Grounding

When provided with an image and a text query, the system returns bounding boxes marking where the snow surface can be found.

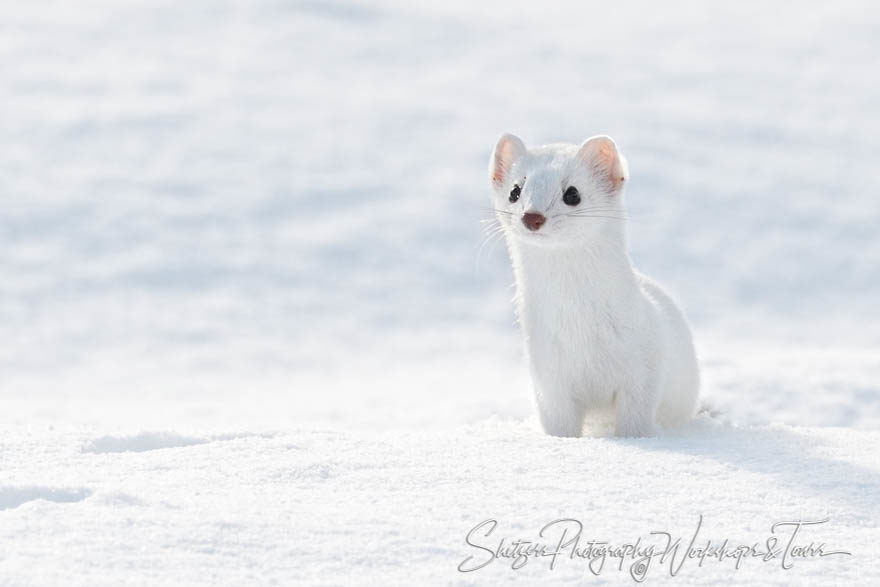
[1,0,879,585]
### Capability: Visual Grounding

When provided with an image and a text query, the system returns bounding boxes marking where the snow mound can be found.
[82,432,210,453]
[81,431,276,453]
[0,487,92,511]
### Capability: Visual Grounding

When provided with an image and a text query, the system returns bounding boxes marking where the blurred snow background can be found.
[1,2,879,584]
[2,0,878,430]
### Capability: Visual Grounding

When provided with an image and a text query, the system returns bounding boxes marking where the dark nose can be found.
[522,212,546,231]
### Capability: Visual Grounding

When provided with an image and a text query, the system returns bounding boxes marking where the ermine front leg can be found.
[614,384,659,437]
[533,375,586,437]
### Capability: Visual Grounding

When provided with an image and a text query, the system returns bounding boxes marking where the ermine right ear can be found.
[490,133,526,186]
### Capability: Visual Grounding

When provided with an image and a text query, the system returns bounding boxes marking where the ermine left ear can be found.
[490,133,526,186]
[577,135,627,191]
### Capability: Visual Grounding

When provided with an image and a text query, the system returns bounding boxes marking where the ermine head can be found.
[488,133,628,247]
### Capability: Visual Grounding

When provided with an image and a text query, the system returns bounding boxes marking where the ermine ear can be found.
[490,133,526,185]
[577,135,627,191]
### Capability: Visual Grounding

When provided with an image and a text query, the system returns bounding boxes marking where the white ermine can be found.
[488,133,699,437]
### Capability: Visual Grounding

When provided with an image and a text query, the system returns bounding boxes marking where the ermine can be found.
[488,133,699,437]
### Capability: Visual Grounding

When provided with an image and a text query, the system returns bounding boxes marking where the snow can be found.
[1,0,879,584]
[2,421,878,584]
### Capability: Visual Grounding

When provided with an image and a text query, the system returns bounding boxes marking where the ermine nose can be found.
[522,212,546,231]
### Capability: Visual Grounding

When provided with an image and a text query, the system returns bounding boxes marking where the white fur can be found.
[489,134,699,437]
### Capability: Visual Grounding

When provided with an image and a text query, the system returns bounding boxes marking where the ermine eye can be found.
[509,184,521,203]
[563,186,580,206]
